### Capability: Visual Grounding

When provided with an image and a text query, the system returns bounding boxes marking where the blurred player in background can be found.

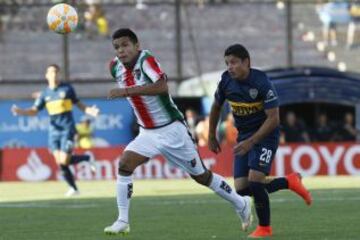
[208,44,312,238]
[104,28,252,236]
[11,64,99,196]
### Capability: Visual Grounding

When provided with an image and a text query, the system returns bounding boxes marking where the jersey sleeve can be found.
[259,75,279,109]
[68,84,79,104]
[141,55,164,83]
[214,74,226,106]
[109,58,117,79]
[33,91,45,111]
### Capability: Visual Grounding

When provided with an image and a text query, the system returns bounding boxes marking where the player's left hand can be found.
[11,104,20,116]
[86,105,100,117]
[108,88,128,99]
[233,139,254,156]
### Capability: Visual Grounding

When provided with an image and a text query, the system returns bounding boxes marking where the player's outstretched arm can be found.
[108,77,168,99]
[76,102,100,117]
[208,101,222,154]
[11,104,38,116]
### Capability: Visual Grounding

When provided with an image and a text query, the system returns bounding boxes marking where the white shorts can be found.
[125,121,206,176]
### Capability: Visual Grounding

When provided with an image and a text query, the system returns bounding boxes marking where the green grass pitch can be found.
[1,177,360,240]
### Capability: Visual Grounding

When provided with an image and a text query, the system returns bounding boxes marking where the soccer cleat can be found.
[65,188,80,197]
[236,196,252,231]
[104,220,130,236]
[248,225,272,238]
[85,151,97,173]
[286,172,312,206]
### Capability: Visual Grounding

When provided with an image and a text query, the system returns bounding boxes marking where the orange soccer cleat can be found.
[286,172,312,206]
[248,225,272,238]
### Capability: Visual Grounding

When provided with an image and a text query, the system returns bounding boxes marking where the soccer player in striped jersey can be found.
[11,64,99,196]
[104,28,252,236]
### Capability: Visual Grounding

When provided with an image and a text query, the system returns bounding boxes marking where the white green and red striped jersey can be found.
[110,50,184,128]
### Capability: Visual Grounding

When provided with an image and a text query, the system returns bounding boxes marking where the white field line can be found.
[1,196,360,208]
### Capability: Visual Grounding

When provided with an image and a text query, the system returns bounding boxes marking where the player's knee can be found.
[57,159,68,166]
[56,157,69,166]
[56,151,70,165]
[118,161,133,176]
[191,170,212,186]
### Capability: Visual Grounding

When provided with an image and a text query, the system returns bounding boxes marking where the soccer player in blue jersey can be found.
[208,44,312,238]
[11,64,99,196]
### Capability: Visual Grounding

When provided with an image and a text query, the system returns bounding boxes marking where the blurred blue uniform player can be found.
[208,44,312,238]
[11,64,99,196]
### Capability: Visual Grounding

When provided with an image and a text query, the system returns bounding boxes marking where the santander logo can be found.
[16,150,51,181]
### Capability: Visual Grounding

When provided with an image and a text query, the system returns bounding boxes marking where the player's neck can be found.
[124,51,141,69]
[48,80,60,89]
[238,69,250,81]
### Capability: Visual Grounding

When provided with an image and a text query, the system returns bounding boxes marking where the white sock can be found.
[208,173,245,210]
[116,175,133,223]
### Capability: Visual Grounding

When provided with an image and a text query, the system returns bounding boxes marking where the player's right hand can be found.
[11,104,20,116]
[208,136,221,154]
[108,88,127,99]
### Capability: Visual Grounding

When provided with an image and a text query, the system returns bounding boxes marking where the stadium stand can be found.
[0,1,354,98]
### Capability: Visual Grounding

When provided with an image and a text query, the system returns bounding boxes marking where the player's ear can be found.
[244,58,250,68]
[135,42,140,50]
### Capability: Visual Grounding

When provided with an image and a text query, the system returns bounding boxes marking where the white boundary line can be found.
[1,196,360,208]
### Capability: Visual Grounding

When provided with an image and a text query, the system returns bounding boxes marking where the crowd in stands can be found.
[317,0,360,49]
[280,111,357,143]
[185,108,358,146]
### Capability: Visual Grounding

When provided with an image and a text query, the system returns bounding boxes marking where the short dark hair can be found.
[224,44,250,61]
[112,28,138,43]
[47,64,60,72]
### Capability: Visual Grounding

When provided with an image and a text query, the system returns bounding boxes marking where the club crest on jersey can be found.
[59,91,66,99]
[133,69,141,80]
[249,88,258,99]
[266,90,275,100]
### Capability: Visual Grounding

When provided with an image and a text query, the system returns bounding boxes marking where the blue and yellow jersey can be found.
[33,83,79,133]
[215,69,279,140]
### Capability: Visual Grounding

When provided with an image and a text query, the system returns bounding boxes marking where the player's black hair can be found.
[112,28,138,43]
[224,44,250,61]
[47,64,60,72]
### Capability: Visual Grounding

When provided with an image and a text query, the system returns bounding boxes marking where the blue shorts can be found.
[48,130,75,153]
[233,136,279,178]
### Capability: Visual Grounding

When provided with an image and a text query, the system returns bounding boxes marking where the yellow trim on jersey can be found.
[46,99,73,115]
[228,100,263,116]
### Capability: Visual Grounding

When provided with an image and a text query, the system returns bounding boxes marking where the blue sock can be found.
[266,178,288,193]
[60,165,77,190]
[249,181,270,226]
[70,154,90,165]
[237,178,288,196]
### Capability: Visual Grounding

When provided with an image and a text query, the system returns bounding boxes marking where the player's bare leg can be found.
[104,150,149,236]
[191,170,252,231]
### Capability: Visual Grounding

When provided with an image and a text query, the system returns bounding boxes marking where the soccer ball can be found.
[47,3,78,34]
